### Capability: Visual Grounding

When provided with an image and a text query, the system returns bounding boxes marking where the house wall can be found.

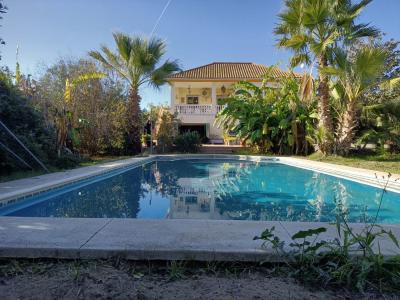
[169,80,266,140]
[175,87,212,105]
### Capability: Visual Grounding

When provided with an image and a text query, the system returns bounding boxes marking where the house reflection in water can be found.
[154,160,262,220]
[168,185,220,219]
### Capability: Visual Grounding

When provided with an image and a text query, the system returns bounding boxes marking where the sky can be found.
[1,0,400,107]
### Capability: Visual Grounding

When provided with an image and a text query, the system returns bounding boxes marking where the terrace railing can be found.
[174,105,225,115]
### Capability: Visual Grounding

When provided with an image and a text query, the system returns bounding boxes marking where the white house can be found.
[166,62,298,143]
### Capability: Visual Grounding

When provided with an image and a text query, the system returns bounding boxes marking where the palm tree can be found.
[324,47,386,154]
[89,33,180,155]
[274,0,379,154]
[324,46,398,154]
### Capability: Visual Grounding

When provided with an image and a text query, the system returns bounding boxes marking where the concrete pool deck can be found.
[0,217,399,261]
[0,154,399,261]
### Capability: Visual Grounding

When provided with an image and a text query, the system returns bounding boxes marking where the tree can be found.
[353,39,400,153]
[357,99,400,153]
[274,0,379,154]
[143,104,179,153]
[35,58,128,156]
[0,68,59,174]
[89,33,180,155]
[323,46,388,154]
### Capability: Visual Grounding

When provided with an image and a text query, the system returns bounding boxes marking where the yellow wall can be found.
[175,87,212,105]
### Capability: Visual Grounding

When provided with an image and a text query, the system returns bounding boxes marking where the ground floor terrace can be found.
[170,81,240,143]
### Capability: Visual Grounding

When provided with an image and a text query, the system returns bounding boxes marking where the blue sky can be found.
[1,0,400,107]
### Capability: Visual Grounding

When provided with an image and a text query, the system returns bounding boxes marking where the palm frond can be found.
[148,59,181,88]
[380,77,400,91]
[348,0,373,18]
[347,23,380,41]
[289,53,311,68]
[113,32,133,63]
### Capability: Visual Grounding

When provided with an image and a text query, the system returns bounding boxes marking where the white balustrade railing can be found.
[174,105,226,115]
[216,105,225,113]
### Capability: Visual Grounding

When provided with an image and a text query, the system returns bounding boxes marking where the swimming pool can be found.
[0,159,399,223]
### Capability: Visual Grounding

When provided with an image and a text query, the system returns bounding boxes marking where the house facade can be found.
[167,62,296,143]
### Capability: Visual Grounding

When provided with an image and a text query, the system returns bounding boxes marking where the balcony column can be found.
[211,83,217,113]
[170,83,176,113]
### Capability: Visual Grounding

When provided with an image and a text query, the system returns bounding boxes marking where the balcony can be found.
[174,105,225,115]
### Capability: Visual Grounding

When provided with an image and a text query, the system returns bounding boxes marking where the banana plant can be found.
[215,68,318,155]
[56,72,105,156]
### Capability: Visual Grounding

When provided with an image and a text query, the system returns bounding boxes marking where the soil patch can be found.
[0,259,397,300]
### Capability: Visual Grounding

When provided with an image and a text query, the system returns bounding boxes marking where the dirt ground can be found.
[0,259,398,300]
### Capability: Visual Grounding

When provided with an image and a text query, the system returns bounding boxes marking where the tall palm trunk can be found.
[336,100,357,155]
[126,87,142,155]
[317,55,334,154]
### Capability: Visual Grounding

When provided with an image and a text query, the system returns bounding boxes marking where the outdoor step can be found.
[199,145,245,154]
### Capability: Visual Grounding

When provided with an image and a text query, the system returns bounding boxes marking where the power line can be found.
[150,0,172,38]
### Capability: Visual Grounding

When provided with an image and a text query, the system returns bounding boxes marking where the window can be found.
[186,96,199,104]
[185,196,197,204]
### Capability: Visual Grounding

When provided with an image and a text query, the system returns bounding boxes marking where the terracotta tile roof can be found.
[167,62,301,81]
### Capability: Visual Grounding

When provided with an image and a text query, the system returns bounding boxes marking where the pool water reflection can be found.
[1,159,399,223]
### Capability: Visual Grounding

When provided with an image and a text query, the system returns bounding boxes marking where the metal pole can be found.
[0,120,50,173]
[0,141,33,170]
[150,120,153,155]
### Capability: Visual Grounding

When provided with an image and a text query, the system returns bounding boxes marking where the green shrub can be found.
[53,152,82,169]
[173,132,201,153]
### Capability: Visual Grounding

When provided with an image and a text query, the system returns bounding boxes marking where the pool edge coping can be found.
[0,217,398,262]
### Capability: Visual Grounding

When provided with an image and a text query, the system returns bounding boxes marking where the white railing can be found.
[216,105,225,113]
[174,105,226,115]
[175,105,213,115]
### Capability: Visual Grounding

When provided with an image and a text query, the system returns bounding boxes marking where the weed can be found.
[254,174,400,293]
[68,261,84,282]
[167,261,186,280]
[205,261,219,275]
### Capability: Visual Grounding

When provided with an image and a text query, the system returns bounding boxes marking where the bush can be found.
[0,69,80,174]
[173,132,201,153]
[52,152,82,169]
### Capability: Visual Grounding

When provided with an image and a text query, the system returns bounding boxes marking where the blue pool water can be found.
[0,159,399,223]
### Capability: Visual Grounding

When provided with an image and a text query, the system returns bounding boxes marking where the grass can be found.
[236,148,400,174]
[306,152,400,174]
[0,155,134,183]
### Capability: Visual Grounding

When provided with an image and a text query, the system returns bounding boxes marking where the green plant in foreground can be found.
[254,174,400,292]
[167,261,186,281]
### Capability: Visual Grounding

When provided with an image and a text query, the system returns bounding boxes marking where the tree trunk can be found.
[336,100,357,155]
[317,55,334,154]
[125,88,142,155]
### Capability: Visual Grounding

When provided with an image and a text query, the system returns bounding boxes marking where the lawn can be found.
[306,152,400,175]
[0,156,133,183]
